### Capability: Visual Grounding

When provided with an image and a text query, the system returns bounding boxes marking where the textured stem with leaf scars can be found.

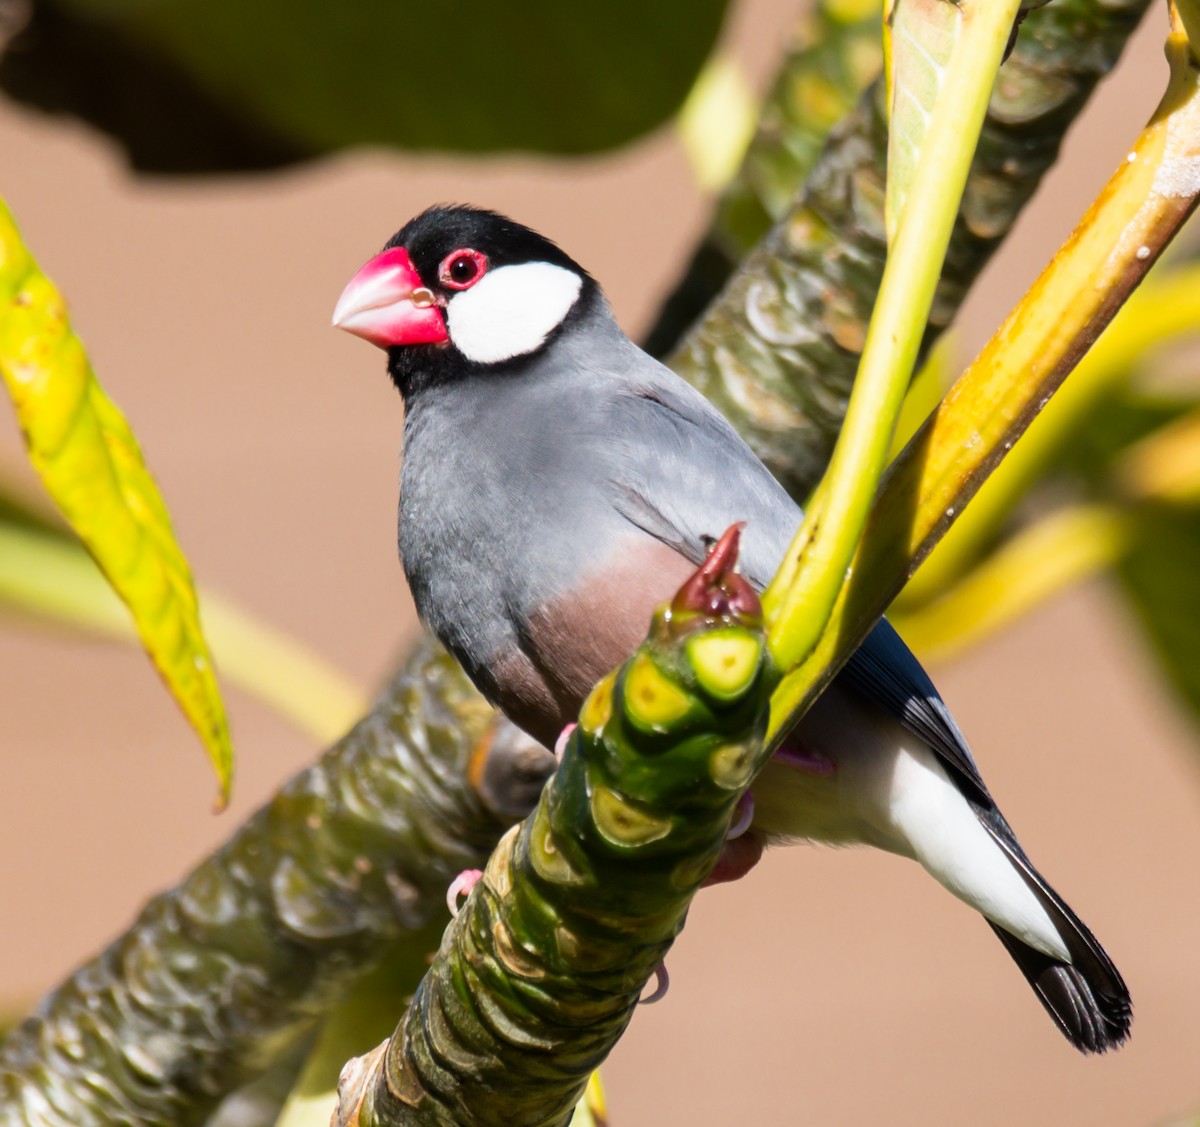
[643,0,883,358]
[338,533,773,1127]
[664,0,1151,500]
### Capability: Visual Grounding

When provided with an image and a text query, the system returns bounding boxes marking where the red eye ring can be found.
[438,249,488,290]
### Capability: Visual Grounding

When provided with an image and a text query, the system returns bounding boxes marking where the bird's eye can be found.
[439,249,488,290]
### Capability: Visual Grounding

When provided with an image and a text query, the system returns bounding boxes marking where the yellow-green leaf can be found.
[890,504,1132,660]
[0,198,234,805]
[884,0,963,242]
[762,0,1021,671]
[676,54,758,191]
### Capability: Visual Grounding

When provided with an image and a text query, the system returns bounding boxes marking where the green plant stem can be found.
[342,554,773,1127]
[762,0,1023,670]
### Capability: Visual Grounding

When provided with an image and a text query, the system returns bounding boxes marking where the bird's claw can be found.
[640,961,670,1005]
[554,722,577,762]
[727,790,754,840]
[446,868,483,917]
[703,829,764,887]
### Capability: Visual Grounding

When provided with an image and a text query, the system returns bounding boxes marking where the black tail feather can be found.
[988,923,1131,1053]
[979,808,1132,1053]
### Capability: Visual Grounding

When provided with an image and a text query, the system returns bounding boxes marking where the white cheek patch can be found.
[446,262,583,364]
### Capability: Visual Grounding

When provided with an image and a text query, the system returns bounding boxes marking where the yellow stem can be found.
[768,21,1200,738]
[899,260,1200,609]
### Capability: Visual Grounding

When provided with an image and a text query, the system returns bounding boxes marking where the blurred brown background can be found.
[2,3,1198,1124]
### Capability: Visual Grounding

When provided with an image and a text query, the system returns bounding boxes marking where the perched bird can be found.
[333,205,1131,1052]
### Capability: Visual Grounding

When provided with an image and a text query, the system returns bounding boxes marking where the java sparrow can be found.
[333,205,1130,1052]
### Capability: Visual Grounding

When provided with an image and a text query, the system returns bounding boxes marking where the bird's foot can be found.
[703,830,764,886]
[703,792,764,886]
[553,722,577,762]
[640,961,670,1005]
[771,738,836,776]
[446,868,483,917]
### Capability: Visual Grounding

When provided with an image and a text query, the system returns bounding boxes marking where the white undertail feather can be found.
[447,262,583,363]
[751,684,1071,963]
[883,742,1070,961]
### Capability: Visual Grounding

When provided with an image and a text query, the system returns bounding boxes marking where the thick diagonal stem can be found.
[345,546,773,1127]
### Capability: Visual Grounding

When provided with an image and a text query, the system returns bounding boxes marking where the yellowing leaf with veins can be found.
[0,197,233,805]
[884,0,963,243]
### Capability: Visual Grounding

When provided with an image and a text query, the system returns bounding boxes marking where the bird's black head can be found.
[333,205,597,399]
[386,205,585,286]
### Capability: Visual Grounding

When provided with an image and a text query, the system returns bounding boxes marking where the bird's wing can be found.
[606,372,801,588]
[841,620,991,803]
[606,367,991,804]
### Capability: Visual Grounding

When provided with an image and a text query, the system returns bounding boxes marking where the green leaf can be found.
[1,0,730,172]
[884,0,963,242]
[0,198,233,805]
[763,0,1022,670]
[1116,504,1200,732]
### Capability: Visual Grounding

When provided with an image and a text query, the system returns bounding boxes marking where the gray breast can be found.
[397,355,637,701]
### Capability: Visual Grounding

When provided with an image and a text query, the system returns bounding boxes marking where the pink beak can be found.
[332,247,449,348]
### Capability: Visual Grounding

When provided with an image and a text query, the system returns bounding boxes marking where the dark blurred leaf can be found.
[0,0,730,173]
[1060,390,1200,732]
[1116,505,1200,729]
[1065,394,1187,482]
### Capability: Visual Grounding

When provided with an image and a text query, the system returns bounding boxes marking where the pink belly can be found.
[491,535,699,748]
